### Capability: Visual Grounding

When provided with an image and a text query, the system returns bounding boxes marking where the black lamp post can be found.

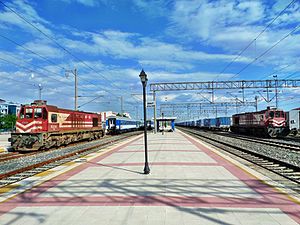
[139,69,150,174]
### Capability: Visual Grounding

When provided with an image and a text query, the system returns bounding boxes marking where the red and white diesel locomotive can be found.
[230,107,289,138]
[10,100,104,151]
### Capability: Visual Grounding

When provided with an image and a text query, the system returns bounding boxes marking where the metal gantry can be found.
[150,79,300,124]
[150,79,300,91]
[160,101,256,109]
[160,101,256,117]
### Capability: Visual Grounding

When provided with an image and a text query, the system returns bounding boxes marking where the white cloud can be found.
[132,0,169,18]
[20,40,64,59]
[0,0,52,36]
[166,0,300,72]
[60,0,109,7]
[62,29,251,71]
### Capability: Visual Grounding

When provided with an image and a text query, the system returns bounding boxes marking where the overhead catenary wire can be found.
[216,0,297,80]
[0,33,66,71]
[0,0,134,98]
[229,24,300,80]
[0,33,116,98]
[0,55,79,88]
[0,57,75,98]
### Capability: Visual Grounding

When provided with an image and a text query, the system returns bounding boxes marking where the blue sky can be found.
[0,0,300,120]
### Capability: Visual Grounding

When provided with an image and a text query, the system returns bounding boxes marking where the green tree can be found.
[0,114,17,131]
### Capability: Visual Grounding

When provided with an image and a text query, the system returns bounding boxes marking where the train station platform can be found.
[1,131,300,224]
[0,133,10,152]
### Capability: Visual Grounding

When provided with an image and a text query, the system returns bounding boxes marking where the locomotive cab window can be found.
[25,108,33,119]
[93,118,98,127]
[19,107,25,119]
[275,111,281,118]
[42,108,48,120]
[34,108,43,118]
[51,114,57,123]
[269,111,274,118]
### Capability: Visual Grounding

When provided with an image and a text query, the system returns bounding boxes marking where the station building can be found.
[0,99,21,116]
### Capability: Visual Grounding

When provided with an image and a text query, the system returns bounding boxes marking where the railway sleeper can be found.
[264,164,280,167]
[288,175,300,179]
[281,170,296,174]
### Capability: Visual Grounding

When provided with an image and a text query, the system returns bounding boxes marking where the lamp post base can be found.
[144,163,150,174]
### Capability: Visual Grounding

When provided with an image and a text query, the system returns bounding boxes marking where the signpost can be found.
[147,101,155,108]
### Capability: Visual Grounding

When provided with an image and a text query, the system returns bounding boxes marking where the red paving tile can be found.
[1,132,300,224]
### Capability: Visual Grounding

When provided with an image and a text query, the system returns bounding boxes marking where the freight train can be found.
[176,107,289,138]
[176,116,231,131]
[10,100,105,151]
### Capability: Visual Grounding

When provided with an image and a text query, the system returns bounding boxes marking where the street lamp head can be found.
[139,69,148,86]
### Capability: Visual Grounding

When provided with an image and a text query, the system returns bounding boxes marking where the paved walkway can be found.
[0,131,300,224]
[0,134,10,152]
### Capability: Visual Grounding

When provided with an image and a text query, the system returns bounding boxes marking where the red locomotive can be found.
[230,107,289,138]
[10,100,104,151]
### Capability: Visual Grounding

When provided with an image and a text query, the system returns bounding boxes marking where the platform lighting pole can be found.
[38,83,42,100]
[139,70,150,175]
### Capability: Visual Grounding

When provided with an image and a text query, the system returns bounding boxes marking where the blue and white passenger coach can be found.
[106,115,141,134]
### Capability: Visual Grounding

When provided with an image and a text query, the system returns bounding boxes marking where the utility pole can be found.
[38,83,42,100]
[75,68,77,111]
[120,96,124,115]
[153,91,157,134]
[135,105,139,120]
[274,75,278,108]
[242,87,245,102]
[211,84,214,103]
[255,96,258,111]
[65,68,78,111]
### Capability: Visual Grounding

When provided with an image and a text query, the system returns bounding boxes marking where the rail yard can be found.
[1,0,300,224]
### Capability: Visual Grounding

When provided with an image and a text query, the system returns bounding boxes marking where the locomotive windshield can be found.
[275,111,281,118]
[19,106,47,120]
[34,108,42,118]
[266,110,283,119]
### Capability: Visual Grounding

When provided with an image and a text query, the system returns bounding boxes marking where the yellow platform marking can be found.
[0,184,20,194]
[62,161,76,166]
[35,170,55,177]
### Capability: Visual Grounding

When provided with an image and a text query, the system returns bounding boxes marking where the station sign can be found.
[147,101,155,108]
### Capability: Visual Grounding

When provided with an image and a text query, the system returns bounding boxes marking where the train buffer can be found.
[0,131,300,224]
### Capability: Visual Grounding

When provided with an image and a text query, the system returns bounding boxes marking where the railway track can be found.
[0,131,142,188]
[0,134,123,163]
[0,152,29,162]
[179,127,300,188]
[211,131,300,151]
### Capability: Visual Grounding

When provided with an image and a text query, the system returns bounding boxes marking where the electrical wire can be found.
[230,24,300,79]
[217,0,297,78]
[0,0,134,97]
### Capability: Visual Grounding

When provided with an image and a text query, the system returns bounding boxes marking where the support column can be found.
[74,68,78,111]
[153,91,157,134]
